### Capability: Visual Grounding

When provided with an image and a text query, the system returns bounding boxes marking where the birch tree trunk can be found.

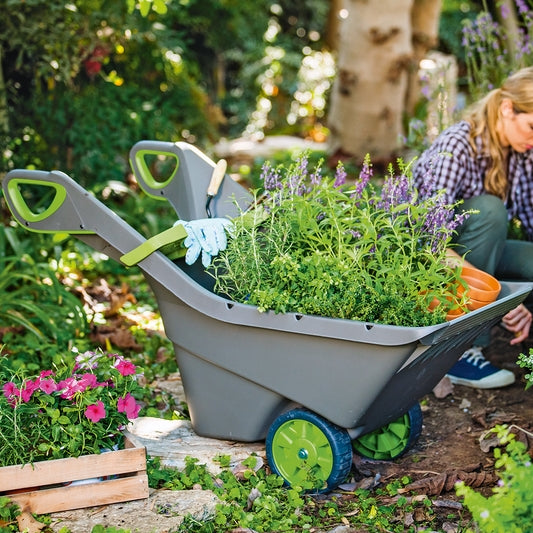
[327,0,441,162]
[406,0,442,115]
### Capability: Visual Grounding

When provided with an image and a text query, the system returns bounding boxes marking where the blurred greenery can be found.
[0,0,332,186]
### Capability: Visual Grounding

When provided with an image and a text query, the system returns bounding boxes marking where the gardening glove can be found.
[174,218,233,267]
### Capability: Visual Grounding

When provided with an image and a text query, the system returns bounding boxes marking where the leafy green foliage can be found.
[456,350,533,531]
[148,455,216,491]
[456,425,533,533]
[212,153,469,326]
[1,0,337,185]
[146,454,442,532]
[0,497,20,533]
[0,225,87,354]
[516,346,533,389]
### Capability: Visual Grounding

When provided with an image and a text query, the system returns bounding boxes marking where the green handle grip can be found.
[5,177,67,224]
[129,140,252,221]
[2,168,167,264]
[2,170,96,234]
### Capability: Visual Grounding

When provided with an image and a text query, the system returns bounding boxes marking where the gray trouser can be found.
[453,194,533,346]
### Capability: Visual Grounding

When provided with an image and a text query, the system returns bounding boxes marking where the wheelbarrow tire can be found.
[266,408,352,493]
[352,403,423,460]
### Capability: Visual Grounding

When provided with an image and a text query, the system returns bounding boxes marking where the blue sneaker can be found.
[446,347,516,389]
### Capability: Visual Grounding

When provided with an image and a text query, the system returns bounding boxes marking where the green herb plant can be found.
[456,424,533,533]
[456,348,533,531]
[211,153,470,327]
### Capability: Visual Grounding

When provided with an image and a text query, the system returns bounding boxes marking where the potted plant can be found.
[0,348,144,468]
[210,153,475,327]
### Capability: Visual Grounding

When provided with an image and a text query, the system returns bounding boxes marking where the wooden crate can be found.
[0,445,149,514]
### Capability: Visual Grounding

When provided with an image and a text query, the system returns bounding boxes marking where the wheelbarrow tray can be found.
[148,265,529,441]
[4,143,531,445]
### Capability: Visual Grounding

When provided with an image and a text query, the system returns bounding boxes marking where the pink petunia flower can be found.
[3,382,19,399]
[20,378,40,403]
[79,373,98,390]
[21,387,34,403]
[115,359,136,377]
[117,393,141,419]
[85,400,106,423]
[58,377,85,399]
[39,378,58,394]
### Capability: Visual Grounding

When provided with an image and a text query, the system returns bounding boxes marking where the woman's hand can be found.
[502,304,532,344]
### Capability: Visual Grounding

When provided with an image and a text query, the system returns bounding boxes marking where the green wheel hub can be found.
[353,411,414,460]
[270,418,334,487]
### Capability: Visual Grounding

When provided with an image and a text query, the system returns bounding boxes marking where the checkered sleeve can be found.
[517,151,533,240]
[413,122,474,205]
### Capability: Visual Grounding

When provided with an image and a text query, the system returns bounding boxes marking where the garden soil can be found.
[395,323,533,482]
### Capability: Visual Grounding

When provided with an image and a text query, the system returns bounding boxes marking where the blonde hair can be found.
[465,66,533,199]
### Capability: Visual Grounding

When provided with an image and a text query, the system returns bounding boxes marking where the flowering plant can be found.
[462,0,533,101]
[211,153,470,327]
[0,349,144,467]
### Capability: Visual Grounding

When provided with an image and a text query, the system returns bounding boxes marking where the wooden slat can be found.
[5,475,149,514]
[0,447,146,491]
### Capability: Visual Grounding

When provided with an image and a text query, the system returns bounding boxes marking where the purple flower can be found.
[352,155,372,199]
[334,161,347,187]
[516,0,529,14]
[310,164,323,186]
[379,170,412,212]
[500,3,510,19]
[262,162,282,192]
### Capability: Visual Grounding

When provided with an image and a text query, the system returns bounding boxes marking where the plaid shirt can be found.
[413,120,533,240]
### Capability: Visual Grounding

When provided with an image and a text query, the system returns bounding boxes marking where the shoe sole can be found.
[446,371,516,389]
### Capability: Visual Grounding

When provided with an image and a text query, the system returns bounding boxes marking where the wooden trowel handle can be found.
[207,159,227,197]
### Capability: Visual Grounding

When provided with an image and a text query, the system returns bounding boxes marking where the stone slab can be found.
[50,489,219,533]
[123,416,265,474]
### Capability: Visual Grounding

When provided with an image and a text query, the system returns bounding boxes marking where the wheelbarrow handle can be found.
[3,169,98,234]
[129,140,252,221]
[2,169,147,262]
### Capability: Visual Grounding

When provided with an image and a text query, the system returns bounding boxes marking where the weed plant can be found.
[146,456,439,533]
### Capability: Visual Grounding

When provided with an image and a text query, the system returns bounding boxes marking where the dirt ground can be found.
[379,323,533,497]
[408,324,533,467]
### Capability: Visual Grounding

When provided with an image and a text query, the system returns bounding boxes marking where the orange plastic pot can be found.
[460,266,501,311]
[445,306,467,321]
[427,295,467,321]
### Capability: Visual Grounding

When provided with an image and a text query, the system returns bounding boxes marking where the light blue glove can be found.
[174,218,233,267]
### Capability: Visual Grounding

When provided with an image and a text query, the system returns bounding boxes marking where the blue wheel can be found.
[266,408,353,493]
[353,403,423,460]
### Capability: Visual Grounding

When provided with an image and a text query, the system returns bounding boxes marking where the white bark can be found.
[328,0,441,162]
[407,0,442,114]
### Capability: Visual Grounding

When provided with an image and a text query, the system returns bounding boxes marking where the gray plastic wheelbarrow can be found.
[3,140,532,492]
